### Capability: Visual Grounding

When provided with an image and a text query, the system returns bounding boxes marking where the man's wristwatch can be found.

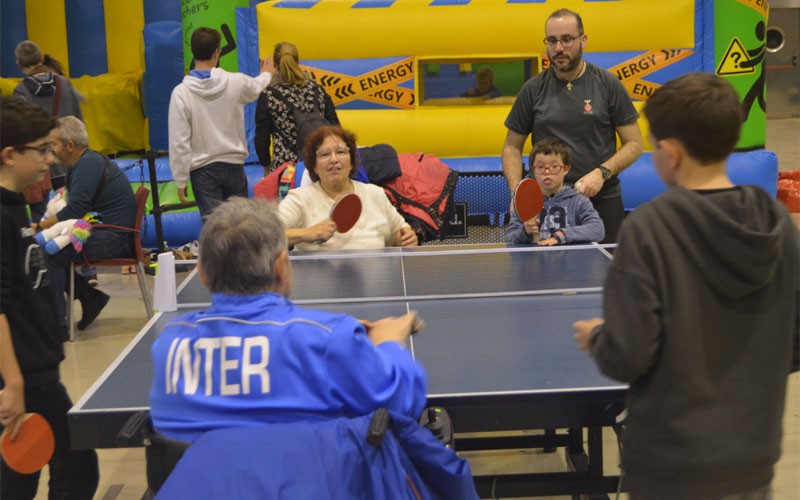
[597,166,613,181]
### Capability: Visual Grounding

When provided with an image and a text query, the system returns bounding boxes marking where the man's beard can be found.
[549,46,583,73]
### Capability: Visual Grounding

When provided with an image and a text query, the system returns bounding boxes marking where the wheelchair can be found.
[117,407,455,497]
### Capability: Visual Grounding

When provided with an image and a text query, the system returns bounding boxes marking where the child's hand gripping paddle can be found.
[513,178,544,222]
[1,413,55,474]
[330,193,362,234]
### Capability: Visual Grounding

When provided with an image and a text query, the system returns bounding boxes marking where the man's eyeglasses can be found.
[12,142,53,156]
[532,163,564,174]
[316,147,350,161]
[543,34,582,48]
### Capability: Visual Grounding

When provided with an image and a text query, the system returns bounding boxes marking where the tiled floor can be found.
[34,118,800,499]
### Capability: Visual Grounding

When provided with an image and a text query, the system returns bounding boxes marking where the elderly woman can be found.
[278,126,418,250]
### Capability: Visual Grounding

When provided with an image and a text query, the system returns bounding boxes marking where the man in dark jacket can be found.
[573,73,800,499]
[0,96,98,499]
[40,116,137,336]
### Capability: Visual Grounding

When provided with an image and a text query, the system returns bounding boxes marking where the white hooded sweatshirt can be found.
[168,68,271,188]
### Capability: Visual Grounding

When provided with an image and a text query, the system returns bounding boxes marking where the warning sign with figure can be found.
[716,38,755,76]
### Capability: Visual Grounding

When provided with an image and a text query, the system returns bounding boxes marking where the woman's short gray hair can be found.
[56,116,89,149]
[199,197,288,295]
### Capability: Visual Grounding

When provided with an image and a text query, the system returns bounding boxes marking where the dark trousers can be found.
[46,229,134,330]
[29,200,48,224]
[630,483,772,500]
[591,195,626,244]
[0,381,99,499]
[189,162,248,220]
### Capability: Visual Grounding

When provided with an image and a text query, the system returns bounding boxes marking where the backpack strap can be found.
[91,156,113,207]
[51,76,62,117]
[271,87,298,146]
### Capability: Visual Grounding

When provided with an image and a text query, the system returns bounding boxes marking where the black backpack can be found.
[276,85,330,159]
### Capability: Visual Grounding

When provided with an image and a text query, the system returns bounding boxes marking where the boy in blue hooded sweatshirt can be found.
[505,137,604,245]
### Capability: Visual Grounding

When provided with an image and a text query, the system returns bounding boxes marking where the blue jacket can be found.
[150,293,428,442]
[505,185,605,244]
[156,410,478,500]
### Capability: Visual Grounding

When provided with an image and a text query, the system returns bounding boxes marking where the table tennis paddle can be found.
[1,412,55,474]
[513,178,544,222]
[330,193,362,234]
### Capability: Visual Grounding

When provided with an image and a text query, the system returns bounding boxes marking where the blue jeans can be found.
[46,229,134,330]
[189,162,248,220]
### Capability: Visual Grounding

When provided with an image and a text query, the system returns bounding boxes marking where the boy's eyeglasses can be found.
[543,34,582,48]
[532,163,564,174]
[316,147,350,161]
[12,142,53,156]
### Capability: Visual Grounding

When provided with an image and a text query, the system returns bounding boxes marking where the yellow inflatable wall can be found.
[1,0,147,154]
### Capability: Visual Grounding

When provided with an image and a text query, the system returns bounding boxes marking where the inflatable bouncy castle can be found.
[0,0,777,247]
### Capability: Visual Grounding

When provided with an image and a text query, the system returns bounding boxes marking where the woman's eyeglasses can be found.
[316,147,350,161]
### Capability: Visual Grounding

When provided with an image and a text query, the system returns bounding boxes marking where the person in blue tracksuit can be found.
[150,197,427,442]
[505,137,604,245]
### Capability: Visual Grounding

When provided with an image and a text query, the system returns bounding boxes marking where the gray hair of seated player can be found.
[56,116,89,149]
[199,197,288,294]
[15,41,43,68]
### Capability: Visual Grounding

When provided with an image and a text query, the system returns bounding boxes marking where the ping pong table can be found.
[69,244,626,498]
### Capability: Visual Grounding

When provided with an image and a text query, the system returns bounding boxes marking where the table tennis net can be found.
[174,245,613,307]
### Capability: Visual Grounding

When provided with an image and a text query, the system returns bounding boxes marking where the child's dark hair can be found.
[0,96,55,152]
[644,72,742,164]
[528,137,571,175]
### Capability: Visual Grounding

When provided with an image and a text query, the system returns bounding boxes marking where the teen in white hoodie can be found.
[168,27,273,219]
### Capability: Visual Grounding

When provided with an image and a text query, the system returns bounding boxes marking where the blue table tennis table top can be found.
[69,244,626,449]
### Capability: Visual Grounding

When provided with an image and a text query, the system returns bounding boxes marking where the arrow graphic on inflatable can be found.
[301,57,415,110]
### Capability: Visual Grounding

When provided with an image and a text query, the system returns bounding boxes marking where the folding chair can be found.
[68,186,153,341]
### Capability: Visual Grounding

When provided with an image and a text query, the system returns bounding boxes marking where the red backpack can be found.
[381,154,458,243]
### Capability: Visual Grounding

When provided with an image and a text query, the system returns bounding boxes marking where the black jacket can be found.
[0,188,63,388]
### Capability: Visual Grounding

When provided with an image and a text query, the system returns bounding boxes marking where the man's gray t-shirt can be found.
[505,62,639,199]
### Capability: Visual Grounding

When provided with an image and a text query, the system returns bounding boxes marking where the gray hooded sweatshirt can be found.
[14,70,83,120]
[505,185,605,244]
[589,185,800,499]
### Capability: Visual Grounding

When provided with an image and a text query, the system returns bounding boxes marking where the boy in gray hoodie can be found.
[505,137,604,245]
[573,73,800,499]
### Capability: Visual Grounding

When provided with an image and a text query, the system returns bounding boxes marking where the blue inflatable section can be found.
[143,22,184,151]
[64,0,108,77]
[141,213,202,249]
[121,160,266,248]
[618,150,779,211]
[143,0,181,25]
[0,0,27,77]
[441,151,778,222]
[238,7,262,164]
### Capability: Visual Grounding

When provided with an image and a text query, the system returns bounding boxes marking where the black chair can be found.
[116,411,190,497]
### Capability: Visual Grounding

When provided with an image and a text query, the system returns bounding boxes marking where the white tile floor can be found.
[34,118,800,499]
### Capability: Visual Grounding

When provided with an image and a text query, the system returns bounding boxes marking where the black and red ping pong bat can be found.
[1,412,55,474]
[330,193,362,233]
[513,178,545,222]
